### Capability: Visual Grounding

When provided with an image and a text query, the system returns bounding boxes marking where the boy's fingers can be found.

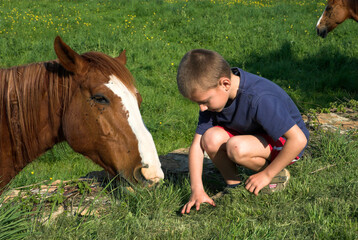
[181,198,216,214]
[245,176,253,185]
[181,205,187,214]
[182,198,216,214]
[181,202,192,214]
[246,184,255,193]
[186,201,195,213]
[180,205,185,214]
[208,198,216,207]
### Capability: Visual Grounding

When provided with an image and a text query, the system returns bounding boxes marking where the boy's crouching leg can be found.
[226,135,270,172]
[201,127,241,185]
[201,127,230,157]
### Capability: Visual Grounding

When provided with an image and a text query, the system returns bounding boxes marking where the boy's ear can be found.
[219,77,231,91]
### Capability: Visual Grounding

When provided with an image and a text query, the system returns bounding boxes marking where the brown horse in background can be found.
[0,36,164,191]
[316,0,358,38]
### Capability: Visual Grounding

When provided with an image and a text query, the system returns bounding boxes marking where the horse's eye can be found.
[91,94,110,105]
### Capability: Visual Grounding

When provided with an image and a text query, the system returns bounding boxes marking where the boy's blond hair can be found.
[177,49,231,98]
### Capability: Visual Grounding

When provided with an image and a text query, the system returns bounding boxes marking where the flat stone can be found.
[303,111,358,134]
[159,148,216,175]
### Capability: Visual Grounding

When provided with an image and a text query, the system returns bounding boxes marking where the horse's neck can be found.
[0,63,73,171]
[348,0,358,20]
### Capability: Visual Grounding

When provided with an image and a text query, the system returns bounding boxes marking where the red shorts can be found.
[215,126,299,165]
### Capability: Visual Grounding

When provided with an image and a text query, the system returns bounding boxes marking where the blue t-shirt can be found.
[196,67,309,157]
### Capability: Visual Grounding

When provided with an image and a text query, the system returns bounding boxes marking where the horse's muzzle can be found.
[133,164,163,186]
[316,27,328,38]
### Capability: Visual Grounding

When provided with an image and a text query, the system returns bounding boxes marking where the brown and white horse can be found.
[0,36,164,191]
[316,0,358,38]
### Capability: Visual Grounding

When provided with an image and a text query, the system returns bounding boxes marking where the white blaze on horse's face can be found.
[316,7,326,27]
[105,75,164,183]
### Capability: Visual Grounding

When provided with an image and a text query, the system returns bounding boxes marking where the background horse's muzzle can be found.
[316,26,328,38]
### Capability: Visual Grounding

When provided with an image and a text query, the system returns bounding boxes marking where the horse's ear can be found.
[116,50,126,65]
[54,36,88,75]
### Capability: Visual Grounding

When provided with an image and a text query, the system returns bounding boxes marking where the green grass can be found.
[0,201,32,240]
[0,0,357,239]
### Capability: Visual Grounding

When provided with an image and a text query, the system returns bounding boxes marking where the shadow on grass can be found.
[228,41,358,110]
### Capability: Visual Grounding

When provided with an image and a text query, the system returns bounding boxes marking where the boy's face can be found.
[189,77,231,112]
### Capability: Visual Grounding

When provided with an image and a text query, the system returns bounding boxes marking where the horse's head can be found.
[316,0,351,38]
[54,36,164,185]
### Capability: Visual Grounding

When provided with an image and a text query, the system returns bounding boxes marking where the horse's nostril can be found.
[133,165,146,183]
[316,27,328,38]
[133,164,162,186]
[321,29,328,38]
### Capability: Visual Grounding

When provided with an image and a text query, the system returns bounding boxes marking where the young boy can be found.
[177,49,309,214]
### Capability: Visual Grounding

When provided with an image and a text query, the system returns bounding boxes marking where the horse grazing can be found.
[0,36,164,191]
[316,0,358,38]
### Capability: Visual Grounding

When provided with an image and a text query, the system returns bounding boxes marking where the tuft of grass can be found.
[0,199,32,240]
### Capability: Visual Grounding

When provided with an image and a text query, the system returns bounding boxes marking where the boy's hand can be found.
[181,189,216,214]
[245,125,307,196]
[245,171,272,196]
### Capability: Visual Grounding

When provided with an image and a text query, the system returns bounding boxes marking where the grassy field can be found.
[0,0,357,239]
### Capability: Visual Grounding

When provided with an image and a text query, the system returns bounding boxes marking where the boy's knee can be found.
[226,138,248,161]
[201,128,229,154]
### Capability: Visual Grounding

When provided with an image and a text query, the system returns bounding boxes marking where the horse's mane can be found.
[0,61,73,163]
[348,0,358,14]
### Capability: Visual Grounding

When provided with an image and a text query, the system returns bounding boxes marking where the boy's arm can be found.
[181,133,216,214]
[245,124,307,195]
